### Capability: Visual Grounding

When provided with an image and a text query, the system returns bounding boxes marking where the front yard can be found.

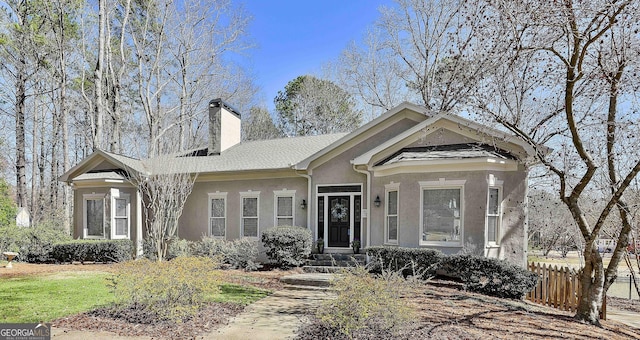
[0,261,288,338]
[2,260,640,339]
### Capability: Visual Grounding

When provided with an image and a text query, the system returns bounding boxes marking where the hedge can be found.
[366,246,444,279]
[261,226,312,268]
[193,237,260,271]
[51,239,133,263]
[439,254,538,299]
[0,224,72,263]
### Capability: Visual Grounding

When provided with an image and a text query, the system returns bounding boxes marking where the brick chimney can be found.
[208,98,241,155]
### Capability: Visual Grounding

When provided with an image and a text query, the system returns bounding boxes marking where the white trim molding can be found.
[486,174,504,247]
[240,191,260,238]
[273,189,296,227]
[384,182,400,245]
[419,179,466,247]
[83,193,106,239]
[208,192,228,238]
[110,190,130,240]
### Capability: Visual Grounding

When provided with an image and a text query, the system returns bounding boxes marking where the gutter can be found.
[352,163,371,249]
[295,169,313,234]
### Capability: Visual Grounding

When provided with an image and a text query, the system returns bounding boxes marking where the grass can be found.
[0,270,270,323]
[0,272,114,323]
[215,283,270,305]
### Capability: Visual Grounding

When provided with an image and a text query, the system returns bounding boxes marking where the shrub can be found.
[367,246,444,279]
[317,266,412,338]
[166,238,194,260]
[193,237,260,271]
[51,240,133,263]
[261,226,312,268]
[109,257,221,322]
[440,254,538,299]
[0,224,71,263]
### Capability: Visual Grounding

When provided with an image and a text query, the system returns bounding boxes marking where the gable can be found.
[59,150,144,183]
[353,114,533,168]
[295,102,430,171]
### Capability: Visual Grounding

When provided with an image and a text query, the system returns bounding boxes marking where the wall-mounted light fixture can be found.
[301,199,307,209]
[374,195,381,207]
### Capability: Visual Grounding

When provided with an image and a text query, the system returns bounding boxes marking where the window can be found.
[84,194,105,239]
[274,190,295,226]
[111,193,130,239]
[209,193,227,237]
[241,191,260,238]
[487,187,502,244]
[420,180,465,246]
[385,183,399,244]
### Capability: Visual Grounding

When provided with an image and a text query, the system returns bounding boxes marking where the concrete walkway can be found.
[607,308,640,329]
[52,274,334,340]
[204,287,333,340]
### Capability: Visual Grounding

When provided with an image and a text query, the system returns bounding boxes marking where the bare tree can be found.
[474,0,640,324]
[529,190,583,258]
[333,0,498,115]
[130,154,196,261]
[242,106,282,141]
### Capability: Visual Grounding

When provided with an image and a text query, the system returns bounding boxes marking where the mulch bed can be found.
[297,282,640,340]
[53,303,244,339]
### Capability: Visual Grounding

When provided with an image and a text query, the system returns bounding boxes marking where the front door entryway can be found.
[317,184,362,249]
[328,196,350,247]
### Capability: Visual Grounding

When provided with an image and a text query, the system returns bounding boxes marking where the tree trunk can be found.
[575,244,604,325]
[94,0,106,151]
[15,54,28,209]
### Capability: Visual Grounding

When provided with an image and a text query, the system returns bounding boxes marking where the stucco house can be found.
[60,99,535,266]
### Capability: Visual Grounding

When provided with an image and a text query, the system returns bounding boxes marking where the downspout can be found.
[353,164,371,248]
[522,167,529,268]
[295,169,313,234]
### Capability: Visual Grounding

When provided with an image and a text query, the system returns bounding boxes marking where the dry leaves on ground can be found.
[298,280,640,340]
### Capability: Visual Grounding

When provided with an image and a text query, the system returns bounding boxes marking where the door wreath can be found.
[331,202,348,220]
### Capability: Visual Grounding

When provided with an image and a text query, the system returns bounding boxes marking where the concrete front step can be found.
[279,273,334,287]
[306,260,365,267]
[302,265,359,274]
[311,253,366,262]
[281,284,332,292]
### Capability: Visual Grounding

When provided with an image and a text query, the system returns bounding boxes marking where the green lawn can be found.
[0,272,114,323]
[0,271,270,323]
[215,283,270,305]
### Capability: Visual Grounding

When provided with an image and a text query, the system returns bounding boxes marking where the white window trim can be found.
[384,182,400,245]
[111,192,130,240]
[274,189,296,227]
[83,193,106,239]
[486,175,504,246]
[208,192,228,238]
[419,179,466,247]
[240,191,260,239]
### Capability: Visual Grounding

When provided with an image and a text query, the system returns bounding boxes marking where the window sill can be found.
[420,241,462,247]
[384,241,399,246]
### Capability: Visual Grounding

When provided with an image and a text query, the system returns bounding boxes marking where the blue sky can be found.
[241,0,391,109]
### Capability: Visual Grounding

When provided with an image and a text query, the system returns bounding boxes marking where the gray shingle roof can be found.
[146,133,348,174]
[102,150,146,173]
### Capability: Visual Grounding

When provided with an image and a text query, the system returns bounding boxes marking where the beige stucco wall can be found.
[178,176,308,242]
[370,168,527,266]
[308,118,422,247]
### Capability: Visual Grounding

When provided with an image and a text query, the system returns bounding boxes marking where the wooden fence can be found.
[526,262,606,319]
